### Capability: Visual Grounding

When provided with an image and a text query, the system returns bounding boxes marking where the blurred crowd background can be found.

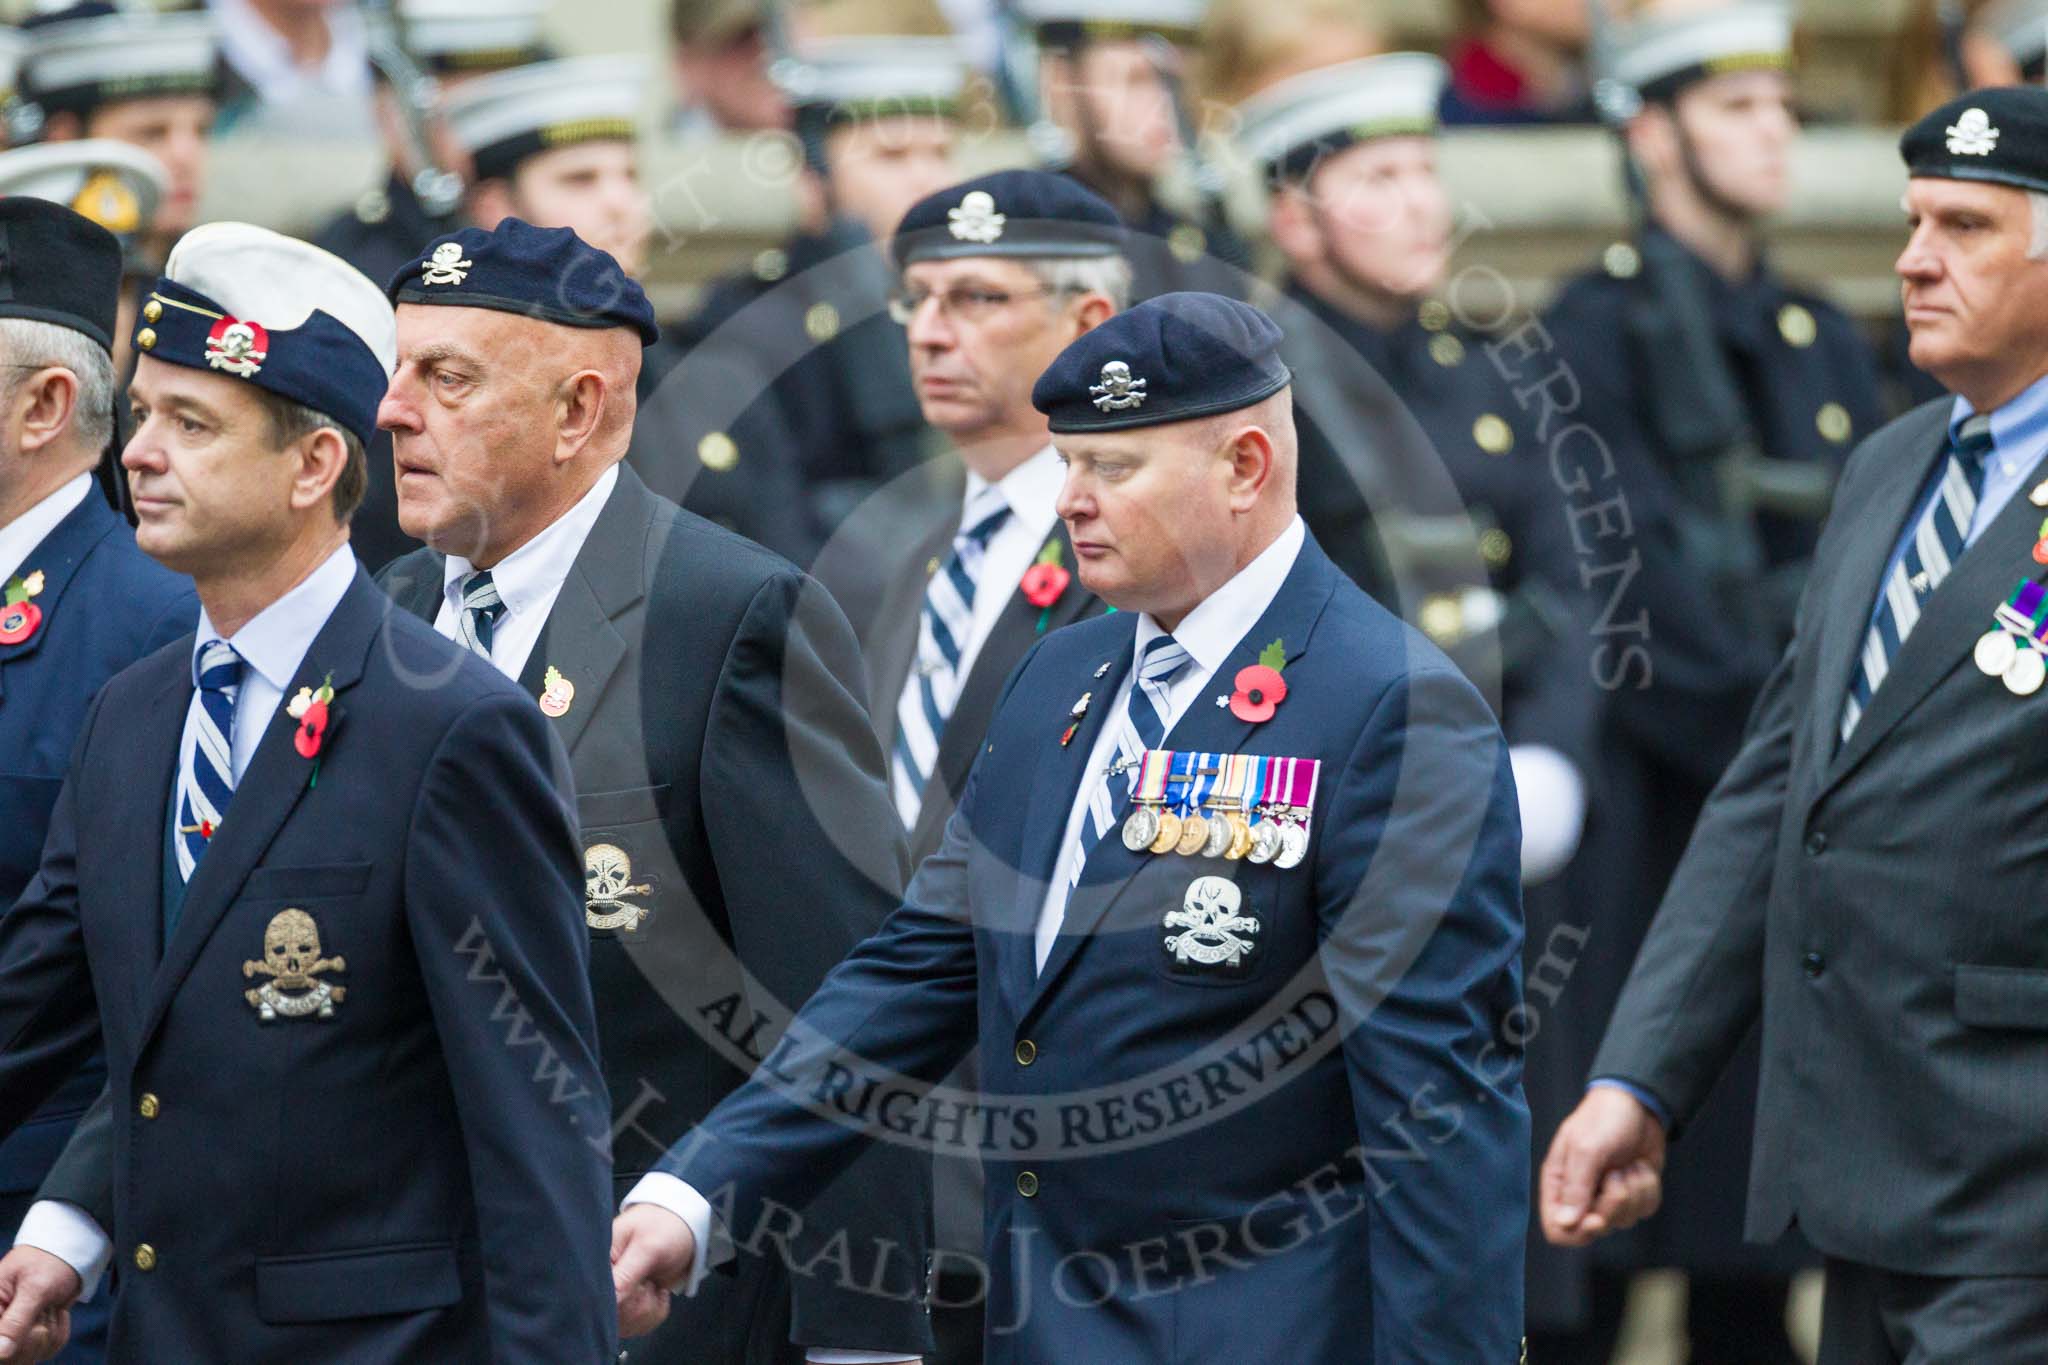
[0,0,2032,1361]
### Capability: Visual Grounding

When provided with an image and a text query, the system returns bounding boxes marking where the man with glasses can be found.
[809,169,1121,1361]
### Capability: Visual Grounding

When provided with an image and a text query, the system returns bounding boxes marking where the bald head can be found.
[380,301,642,566]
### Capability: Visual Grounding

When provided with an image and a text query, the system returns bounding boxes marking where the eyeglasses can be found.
[885,283,1069,326]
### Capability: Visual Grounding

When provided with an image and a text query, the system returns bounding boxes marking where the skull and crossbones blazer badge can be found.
[243,908,347,1020]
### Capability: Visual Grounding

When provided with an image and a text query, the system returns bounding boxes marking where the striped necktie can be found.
[1040,634,1193,965]
[890,488,1013,826]
[455,569,506,662]
[175,639,244,882]
[1841,414,1995,740]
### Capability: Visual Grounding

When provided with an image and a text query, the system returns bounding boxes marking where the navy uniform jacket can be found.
[669,222,938,548]
[0,568,615,1362]
[661,533,1529,1363]
[0,490,193,1215]
[381,466,934,1360]
[1536,226,1884,1278]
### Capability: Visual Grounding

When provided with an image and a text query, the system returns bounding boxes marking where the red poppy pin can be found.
[0,569,44,646]
[1020,538,1071,632]
[288,672,338,779]
[1227,639,1288,723]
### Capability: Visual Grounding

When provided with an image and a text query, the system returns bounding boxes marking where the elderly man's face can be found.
[1053,417,1240,618]
[1897,177,2048,393]
[379,304,562,560]
[901,256,1086,440]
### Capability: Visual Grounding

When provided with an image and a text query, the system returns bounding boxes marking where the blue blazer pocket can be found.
[240,862,374,902]
[254,1240,462,1324]
[1953,964,2048,1031]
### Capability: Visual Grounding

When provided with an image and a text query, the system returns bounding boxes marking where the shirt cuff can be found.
[804,1353,921,1363]
[621,1171,728,1297]
[1508,744,1586,885]
[13,1199,109,1302]
[1587,1077,1672,1131]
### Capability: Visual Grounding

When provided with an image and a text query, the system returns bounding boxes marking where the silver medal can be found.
[1976,628,2019,678]
[1247,819,1283,864]
[1122,805,1160,851]
[1274,821,1309,870]
[1200,814,1233,859]
[2005,647,2047,697]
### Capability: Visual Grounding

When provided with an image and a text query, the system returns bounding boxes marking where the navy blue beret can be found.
[386,218,659,346]
[0,196,122,352]
[1902,88,2048,197]
[1032,292,1291,434]
[892,170,1124,270]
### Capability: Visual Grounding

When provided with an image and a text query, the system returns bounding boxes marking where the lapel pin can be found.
[1093,661,1111,679]
[1061,690,1091,746]
[0,568,45,646]
[539,665,575,718]
[2031,479,2048,508]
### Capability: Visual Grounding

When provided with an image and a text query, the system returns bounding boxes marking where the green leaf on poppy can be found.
[1034,537,1064,567]
[1258,638,1286,672]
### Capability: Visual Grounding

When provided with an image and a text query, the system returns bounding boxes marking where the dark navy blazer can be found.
[664,533,1531,1363]
[0,568,615,1362]
[0,489,192,1209]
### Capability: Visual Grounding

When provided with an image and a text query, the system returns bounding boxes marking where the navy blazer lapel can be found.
[109,663,193,1004]
[999,619,1136,1021]
[1807,402,1949,782]
[1822,448,2048,797]
[379,551,445,626]
[143,570,383,1048]
[0,493,124,703]
[517,466,650,750]
[1022,540,1341,1021]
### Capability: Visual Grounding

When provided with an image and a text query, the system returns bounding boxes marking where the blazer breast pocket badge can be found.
[1163,875,1261,977]
[243,909,346,1020]
[584,841,653,931]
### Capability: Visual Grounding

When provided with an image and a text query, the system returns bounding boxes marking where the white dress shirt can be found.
[14,540,358,1298]
[0,473,92,585]
[1036,516,1305,969]
[431,465,616,678]
[949,445,1065,693]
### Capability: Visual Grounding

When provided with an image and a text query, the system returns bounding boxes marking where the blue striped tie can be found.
[175,639,244,882]
[455,569,505,662]
[1841,414,1995,740]
[1058,634,1192,896]
[891,490,1012,826]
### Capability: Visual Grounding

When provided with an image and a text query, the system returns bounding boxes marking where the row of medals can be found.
[1974,627,2047,695]
[1121,800,1309,868]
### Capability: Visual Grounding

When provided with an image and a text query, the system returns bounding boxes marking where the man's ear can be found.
[1223,423,1275,512]
[14,368,81,457]
[288,426,352,516]
[553,370,610,464]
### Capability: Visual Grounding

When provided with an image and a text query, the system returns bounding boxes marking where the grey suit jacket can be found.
[1595,396,2048,1275]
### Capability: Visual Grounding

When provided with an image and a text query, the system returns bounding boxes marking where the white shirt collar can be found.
[208,0,370,101]
[1132,516,1306,676]
[0,473,93,586]
[441,464,618,619]
[963,443,1064,531]
[192,541,357,691]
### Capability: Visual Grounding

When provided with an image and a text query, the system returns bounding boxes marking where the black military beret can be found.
[892,170,1124,270]
[1902,87,2048,196]
[0,196,122,352]
[387,218,659,347]
[1032,292,1290,434]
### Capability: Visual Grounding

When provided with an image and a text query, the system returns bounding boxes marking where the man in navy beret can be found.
[1545,84,2048,1363]
[614,290,1530,1362]
[0,222,614,1363]
[372,217,935,1365]
[808,168,1125,1362]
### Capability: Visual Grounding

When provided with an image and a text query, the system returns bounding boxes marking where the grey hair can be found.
[0,317,115,452]
[2031,191,2048,260]
[1018,254,1134,312]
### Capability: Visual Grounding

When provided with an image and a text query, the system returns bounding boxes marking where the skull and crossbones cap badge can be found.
[1032,291,1292,434]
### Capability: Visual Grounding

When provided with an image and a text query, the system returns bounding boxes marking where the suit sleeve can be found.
[657,761,986,1274]
[1589,632,1799,1127]
[1309,662,1527,1363]
[698,570,934,1352]
[0,707,106,1140]
[35,1085,113,1230]
[404,691,616,1363]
